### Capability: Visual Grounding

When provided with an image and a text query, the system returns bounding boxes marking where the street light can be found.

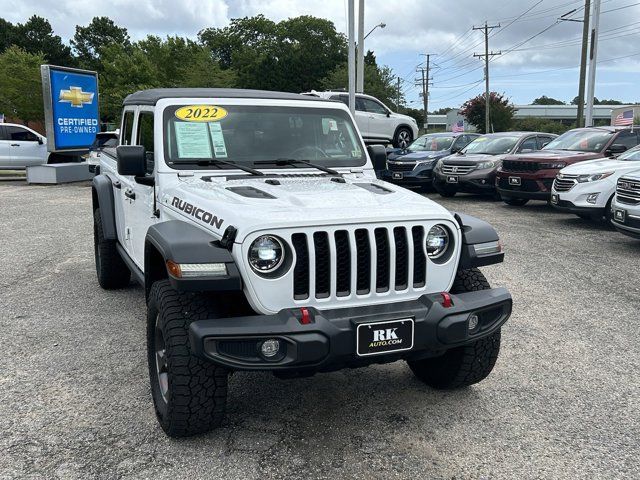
[364,22,386,40]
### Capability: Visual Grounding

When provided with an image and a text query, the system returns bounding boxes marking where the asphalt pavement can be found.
[0,180,638,479]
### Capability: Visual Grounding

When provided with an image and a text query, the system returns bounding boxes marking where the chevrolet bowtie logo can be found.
[59,86,94,108]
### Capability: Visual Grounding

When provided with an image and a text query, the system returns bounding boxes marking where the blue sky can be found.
[4,0,640,108]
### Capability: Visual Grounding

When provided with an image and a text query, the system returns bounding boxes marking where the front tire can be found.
[407,268,501,389]
[94,208,131,289]
[393,127,413,149]
[503,197,529,206]
[147,280,229,437]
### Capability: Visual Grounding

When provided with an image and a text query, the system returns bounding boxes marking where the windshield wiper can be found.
[255,158,341,176]
[174,158,264,176]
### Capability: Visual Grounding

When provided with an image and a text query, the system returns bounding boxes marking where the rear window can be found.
[163,104,365,170]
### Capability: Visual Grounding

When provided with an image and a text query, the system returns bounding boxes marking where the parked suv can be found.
[611,172,640,238]
[381,132,479,189]
[496,127,640,206]
[302,90,418,148]
[91,88,512,437]
[551,144,640,221]
[0,123,48,169]
[433,131,556,198]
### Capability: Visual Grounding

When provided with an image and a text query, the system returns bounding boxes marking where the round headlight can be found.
[426,225,450,259]
[249,235,284,273]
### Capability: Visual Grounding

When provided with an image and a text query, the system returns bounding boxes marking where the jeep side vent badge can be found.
[354,183,393,194]
[226,186,276,199]
[265,179,281,185]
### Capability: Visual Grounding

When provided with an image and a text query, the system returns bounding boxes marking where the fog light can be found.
[468,314,479,331]
[260,339,281,358]
[586,193,599,204]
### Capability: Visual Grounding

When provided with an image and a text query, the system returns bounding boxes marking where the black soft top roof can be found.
[123,88,329,106]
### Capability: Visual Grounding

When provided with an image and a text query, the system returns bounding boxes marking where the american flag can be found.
[613,109,634,126]
[452,120,464,132]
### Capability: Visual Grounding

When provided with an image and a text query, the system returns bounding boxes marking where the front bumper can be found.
[381,164,435,186]
[189,288,512,372]
[550,198,604,217]
[496,170,557,200]
[433,169,497,193]
[610,201,640,238]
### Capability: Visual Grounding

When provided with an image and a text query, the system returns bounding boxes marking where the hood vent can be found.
[226,186,275,199]
[354,183,393,195]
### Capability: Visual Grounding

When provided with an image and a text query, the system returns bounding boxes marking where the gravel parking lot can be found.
[1,180,638,479]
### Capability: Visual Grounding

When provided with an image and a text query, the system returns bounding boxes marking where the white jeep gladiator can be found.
[91,88,512,437]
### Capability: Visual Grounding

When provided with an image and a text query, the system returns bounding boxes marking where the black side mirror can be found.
[367,144,387,172]
[117,145,146,176]
[606,144,627,156]
[386,111,391,117]
[37,137,44,145]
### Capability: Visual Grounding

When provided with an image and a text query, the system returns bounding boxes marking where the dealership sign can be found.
[41,65,99,152]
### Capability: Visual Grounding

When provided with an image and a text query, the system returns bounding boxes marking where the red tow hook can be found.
[299,307,312,324]
[440,292,453,308]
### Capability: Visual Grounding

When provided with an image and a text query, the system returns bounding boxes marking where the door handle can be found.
[124,189,136,200]
[10,144,19,147]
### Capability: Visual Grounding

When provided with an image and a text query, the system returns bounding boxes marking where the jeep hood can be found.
[561,158,640,174]
[162,175,455,240]
[503,149,602,163]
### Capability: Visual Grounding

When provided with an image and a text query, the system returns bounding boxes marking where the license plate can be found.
[356,318,414,357]
[551,193,559,204]
[392,172,403,180]
[509,176,521,186]
[614,208,626,223]
[446,175,459,183]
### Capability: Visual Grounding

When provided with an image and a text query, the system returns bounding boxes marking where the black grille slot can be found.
[502,160,540,172]
[334,230,351,297]
[355,229,371,294]
[412,226,426,287]
[313,232,330,298]
[374,228,390,292]
[388,162,415,172]
[217,340,259,359]
[292,233,309,300]
[393,227,409,290]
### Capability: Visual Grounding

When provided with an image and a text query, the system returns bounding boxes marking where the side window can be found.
[0,127,7,141]
[331,95,349,107]
[537,136,554,149]
[453,136,467,149]
[361,98,388,115]
[6,126,39,142]
[355,97,367,112]
[518,137,537,152]
[614,131,639,149]
[135,112,154,174]
[121,110,135,145]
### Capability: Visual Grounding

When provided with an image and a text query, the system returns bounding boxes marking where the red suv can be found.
[496,127,639,205]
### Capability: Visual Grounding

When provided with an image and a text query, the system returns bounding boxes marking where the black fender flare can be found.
[145,221,242,294]
[91,174,117,240]
[453,212,505,269]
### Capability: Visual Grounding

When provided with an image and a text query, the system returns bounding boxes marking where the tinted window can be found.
[136,112,154,174]
[121,110,135,145]
[361,98,388,115]
[518,137,537,152]
[331,95,349,107]
[614,131,639,149]
[452,136,468,149]
[355,98,367,112]
[537,136,554,149]
[0,127,7,141]
[6,126,39,142]
[544,129,614,153]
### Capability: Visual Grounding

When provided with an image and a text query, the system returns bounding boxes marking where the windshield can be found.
[617,145,640,161]
[408,135,455,152]
[163,104,365,169]
[91,134,118,149]
[543,129,613,153]
[462,135,520,155]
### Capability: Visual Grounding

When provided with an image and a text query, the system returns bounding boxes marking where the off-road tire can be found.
[93,208,131,289]
[393,127,413,149]
[407,268,501,389]
[147,280,228,437]
[503,197,528,206]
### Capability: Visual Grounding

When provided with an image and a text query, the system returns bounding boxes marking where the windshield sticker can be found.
[175,105,228,122]
[174,122,212,158]
[208,123,228,158]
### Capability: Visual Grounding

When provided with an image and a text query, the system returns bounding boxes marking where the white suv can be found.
[551,145,640,221]
[302,91,418,148]
[0,123,49,169]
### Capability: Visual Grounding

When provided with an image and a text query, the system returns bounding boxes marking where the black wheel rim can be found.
[398,130,411,149]
[154,315,169,404]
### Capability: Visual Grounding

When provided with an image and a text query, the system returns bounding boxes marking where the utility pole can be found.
[356,0,365,93]
[575,0,591,127]
[415,54,435,132]
[396,76,401,111]
[585,0,601,127]
[347,0,355,116]
[473,22,501,133]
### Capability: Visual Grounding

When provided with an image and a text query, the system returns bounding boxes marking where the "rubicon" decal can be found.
[171,197,224,229]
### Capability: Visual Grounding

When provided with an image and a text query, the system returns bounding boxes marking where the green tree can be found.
[460,92,515,133]
[432,107,454,115]
[531,95,565,105]
[510,117,569,135]
[71,17,130,71]
[405,108,424,124]
[0,46,45,124]
[7,16,74,65]
[570,96,624,105]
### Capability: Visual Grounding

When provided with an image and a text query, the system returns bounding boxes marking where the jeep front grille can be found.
[291,225,430,300]
[441,164,475,175]
[553,174,578,192]
[616,177,640,205]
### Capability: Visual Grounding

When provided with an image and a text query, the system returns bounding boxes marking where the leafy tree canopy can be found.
[72,16,130,71]
[460,92,515,133]
[1,16,73,65]
[0,46,45,124]
[532,95,565,105]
